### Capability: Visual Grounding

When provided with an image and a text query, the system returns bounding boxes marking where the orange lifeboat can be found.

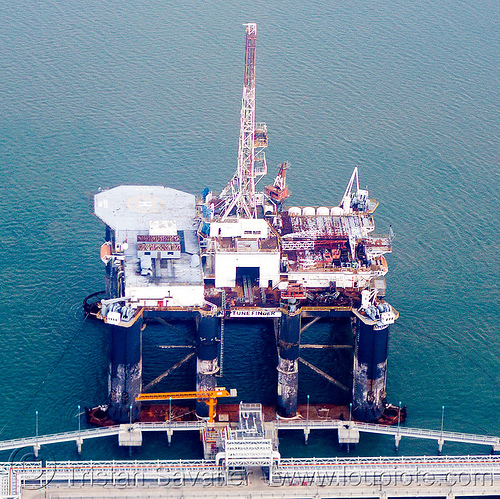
[100,242,112,263]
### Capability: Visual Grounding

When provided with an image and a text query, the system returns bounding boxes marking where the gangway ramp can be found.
[276,419,500,453]
[0,421,205,455]
[0,419,499,456]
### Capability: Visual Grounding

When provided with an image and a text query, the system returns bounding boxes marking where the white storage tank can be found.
[331,206,344,216]
[302,206,316,217]
[288,207,301,216]
[316,206,330,216]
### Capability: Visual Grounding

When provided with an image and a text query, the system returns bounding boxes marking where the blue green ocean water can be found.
[0,0,499,462]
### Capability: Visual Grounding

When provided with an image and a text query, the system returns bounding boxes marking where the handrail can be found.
[0,421,206,451]
[276,419,500,446]
[279,454,500,465]
[1,418,499,453]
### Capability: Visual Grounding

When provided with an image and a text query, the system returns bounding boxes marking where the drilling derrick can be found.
[221,23,267,220]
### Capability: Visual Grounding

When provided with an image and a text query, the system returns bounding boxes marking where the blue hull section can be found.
[352,320,389,421]
[196,314,219,417]
[108,317,143,423]
[277,312,300,417]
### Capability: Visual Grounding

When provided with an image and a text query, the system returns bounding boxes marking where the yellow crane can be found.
[136,387,237,423]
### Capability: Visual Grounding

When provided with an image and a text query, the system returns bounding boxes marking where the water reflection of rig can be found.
[85,23,402,430]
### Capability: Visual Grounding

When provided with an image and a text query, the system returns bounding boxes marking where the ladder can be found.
[217,288,226,377]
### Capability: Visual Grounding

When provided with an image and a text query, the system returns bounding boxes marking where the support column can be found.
[166,428,173,446]
[352,320,389,422]
[394,433,401,451]
[76,437,83,455]
[277,301,300,417]
[108,315,143,423]
[196,314,220,418]
[438,437,444,455]
[105,232,143,424]
[303,428,310,444]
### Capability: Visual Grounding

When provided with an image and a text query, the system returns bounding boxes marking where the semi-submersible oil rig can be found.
[87,24,400,428]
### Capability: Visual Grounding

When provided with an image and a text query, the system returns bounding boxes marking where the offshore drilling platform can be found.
[87,23,400,430]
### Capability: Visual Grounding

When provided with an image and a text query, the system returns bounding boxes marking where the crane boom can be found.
[136,388,237,423]
[136,388,236,401]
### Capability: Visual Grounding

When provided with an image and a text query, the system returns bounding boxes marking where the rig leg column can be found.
[352,320,389,422]
[196,314,220,418]
[108,315,143,424]
[277,304,300,418]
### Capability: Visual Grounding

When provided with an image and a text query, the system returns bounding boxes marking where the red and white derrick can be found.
[221,23,267,220]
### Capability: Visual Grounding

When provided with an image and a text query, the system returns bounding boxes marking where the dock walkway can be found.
[276,419,500,452]
[0,421,204,456]
[0,420,499,455]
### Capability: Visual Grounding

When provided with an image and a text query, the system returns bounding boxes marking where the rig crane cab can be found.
[265,161,291,205]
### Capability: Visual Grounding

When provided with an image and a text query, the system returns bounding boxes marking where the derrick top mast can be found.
[221,23,267,220]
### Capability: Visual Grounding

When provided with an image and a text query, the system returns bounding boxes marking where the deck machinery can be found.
[91,23,398,425]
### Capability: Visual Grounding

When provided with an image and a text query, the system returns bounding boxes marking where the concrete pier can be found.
[13,455,500,498]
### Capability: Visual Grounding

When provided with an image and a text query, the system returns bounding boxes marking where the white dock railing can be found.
[276,419,500,448]
[0,421,205,452]
[0,418,498,454]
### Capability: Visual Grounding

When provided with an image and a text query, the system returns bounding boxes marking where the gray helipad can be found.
[95,185,197,238]
[95,185,203,289]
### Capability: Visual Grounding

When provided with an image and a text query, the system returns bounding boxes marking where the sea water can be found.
[0,0,499,461]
